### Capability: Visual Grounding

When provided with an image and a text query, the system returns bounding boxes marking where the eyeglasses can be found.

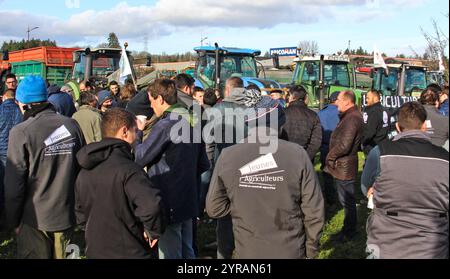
[6,81,17,85]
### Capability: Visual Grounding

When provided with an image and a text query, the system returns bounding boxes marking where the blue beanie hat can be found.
[16,76,48,104]
[97,90,113,106]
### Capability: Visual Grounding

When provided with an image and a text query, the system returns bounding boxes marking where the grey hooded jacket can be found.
[209,88,251,159]
[206,129,325,259]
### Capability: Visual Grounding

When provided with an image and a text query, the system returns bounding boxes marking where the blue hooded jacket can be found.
[317,104,339,152]
[47,85,76,117]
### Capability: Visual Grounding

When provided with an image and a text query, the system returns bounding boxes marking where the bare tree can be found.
[421,17,449,80]
[423,43,440,61]
[298,41,319,56]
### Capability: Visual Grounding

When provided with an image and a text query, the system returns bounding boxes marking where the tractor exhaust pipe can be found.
[84,48,93,82]
[319,55,325,110]
[214,43,221,94]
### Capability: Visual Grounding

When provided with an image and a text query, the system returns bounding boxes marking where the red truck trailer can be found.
[1,46,79,88]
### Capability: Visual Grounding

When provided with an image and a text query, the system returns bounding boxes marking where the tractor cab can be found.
[292,55,360,109]
[194,45,281,94]
[372,63,428,98]
[71,47,135,88]
[427,71,446,87]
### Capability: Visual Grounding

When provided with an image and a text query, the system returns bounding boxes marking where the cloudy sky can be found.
[0,0,448,56]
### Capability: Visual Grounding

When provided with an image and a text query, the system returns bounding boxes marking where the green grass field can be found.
[1,153,369,259]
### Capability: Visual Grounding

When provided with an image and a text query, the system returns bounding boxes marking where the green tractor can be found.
[368,63,428,108]
[291,55,363,109]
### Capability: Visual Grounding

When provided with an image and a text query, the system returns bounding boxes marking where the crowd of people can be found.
[0,72,448,259]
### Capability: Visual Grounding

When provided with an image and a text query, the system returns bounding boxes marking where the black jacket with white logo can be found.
[362,102,389,155]
[4,106,84,232]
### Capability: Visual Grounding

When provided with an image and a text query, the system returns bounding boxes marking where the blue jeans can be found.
[335,179,357,235]
[158,219,196,259]
[216,215,234,259]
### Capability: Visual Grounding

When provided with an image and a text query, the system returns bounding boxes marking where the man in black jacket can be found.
[281,85,322,160]
[5,76,85,259]
[75,108,165,259]
[362,90,389,155]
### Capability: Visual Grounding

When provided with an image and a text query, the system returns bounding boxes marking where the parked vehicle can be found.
[291,54,363,109]
[194,44,281,94]
[1,46,77,88]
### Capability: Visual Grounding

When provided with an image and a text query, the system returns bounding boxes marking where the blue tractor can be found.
[194,44,281,94]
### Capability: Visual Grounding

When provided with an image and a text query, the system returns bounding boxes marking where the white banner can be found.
[119,46,132,85]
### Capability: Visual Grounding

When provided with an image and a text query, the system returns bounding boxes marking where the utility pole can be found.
[348,40,351,54]
[27,26,39,42]
[201,35,208,47]
[144,35,149,54]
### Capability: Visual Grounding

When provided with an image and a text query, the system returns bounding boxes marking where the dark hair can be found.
[226,77,244,89]
[125,78,134,86]
[101,108,137,138]
[341,90,356,104]
[193,86,205,96]
[397,102,427,132]
[426,84,442,95]
[289,85,307,101]
[175,73,195,90]
[5,73,17,81]
[203,88,218,107]
[147,78,177,105]
[80,92,98,107]
[109,81,119,87]
[246,84,261,92]
[420,89,438,106]
[368,89,381,100]
[270,89,283,95]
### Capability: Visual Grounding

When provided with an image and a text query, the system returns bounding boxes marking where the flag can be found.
[119,45,132,85]
[439,53,446,72]
[373,46,388,69]
[374,45,389,75]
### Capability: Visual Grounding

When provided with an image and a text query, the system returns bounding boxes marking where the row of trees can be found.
[132,51,196,63]
[98,33,196,63]
[1,39,57,52]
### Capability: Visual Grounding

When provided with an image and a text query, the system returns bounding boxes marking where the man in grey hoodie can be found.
[207,77,249,259]
[206,95,325,259]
